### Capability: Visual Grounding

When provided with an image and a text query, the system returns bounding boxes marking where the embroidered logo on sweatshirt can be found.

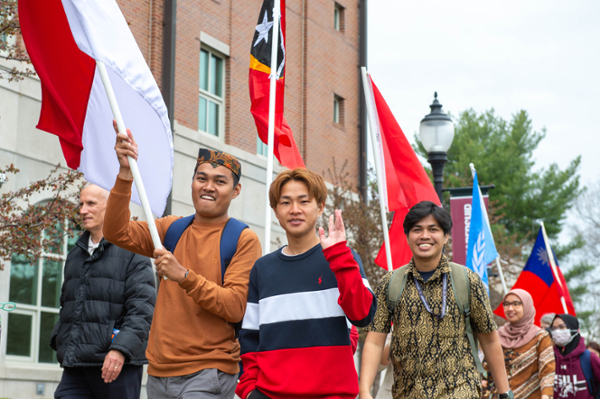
[318,276,322,284]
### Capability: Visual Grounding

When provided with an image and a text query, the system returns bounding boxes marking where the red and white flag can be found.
[19,0,173,216]
[365,76,441,269]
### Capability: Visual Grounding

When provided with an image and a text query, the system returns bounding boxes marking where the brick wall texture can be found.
[117,0,362,187]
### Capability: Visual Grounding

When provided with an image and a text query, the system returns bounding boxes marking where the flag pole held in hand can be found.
[96,61,163,252]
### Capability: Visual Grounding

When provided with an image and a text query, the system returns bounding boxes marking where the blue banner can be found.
[466,169,499,292]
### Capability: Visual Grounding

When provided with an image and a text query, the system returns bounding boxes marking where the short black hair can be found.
[192,165,240,188]
[403,201,452,235]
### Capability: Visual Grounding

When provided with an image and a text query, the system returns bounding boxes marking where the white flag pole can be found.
[540,221,569,314]
[360,67,393,272]
[469,163,508,295]
[495,258,508,296]
[263,0,281,255]
[96,61,163,252]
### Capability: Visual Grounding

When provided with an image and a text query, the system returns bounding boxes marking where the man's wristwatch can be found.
[499,391,514,399]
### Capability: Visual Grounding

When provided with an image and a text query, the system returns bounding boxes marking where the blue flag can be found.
[466,168,499,292]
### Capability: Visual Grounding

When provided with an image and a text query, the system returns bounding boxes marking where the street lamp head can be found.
[419,92,455,153]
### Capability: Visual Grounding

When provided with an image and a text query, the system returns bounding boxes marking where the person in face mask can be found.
[482,289,555,399]
[552,314,600,398]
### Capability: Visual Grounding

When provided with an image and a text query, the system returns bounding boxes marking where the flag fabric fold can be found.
[366,76,441,269]
[249,0,305,169]
[466,169,499,291]
[494,228,576,325]
[19,0,173,217]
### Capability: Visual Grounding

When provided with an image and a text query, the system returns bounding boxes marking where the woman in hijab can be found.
[482,289,555,398]
[552,314,600,398]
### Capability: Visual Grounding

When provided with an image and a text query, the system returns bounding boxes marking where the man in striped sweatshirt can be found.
[236,168,377,399]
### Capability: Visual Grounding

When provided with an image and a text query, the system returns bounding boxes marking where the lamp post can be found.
[419,92,454,205]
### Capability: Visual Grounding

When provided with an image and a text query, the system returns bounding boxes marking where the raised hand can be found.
[318,209,346,250]
[113,119,138,178]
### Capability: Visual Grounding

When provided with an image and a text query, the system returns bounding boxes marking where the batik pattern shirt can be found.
[367,255,497,399]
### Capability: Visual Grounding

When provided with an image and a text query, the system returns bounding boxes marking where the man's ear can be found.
[444,232,449,245]
[231,183,241,199]
[317,201,325,217]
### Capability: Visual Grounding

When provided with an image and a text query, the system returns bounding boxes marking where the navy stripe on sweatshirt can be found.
[251,245,371,300]
[243,317,351,352]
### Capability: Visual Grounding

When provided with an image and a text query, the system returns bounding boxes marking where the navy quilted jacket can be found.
[50,230,155,367]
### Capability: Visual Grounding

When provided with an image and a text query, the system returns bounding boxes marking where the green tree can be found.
[415,109,581,243]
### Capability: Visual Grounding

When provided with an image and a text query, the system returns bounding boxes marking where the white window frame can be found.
[334,94,344,125]
[334,2,345,32]
[5,220,72,365]
[198,46,226,140]
[257,137,268,157]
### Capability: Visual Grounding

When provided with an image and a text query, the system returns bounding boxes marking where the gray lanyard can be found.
[413,273,447,320]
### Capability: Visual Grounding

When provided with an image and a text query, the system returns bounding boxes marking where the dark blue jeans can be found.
[54,365,143,399]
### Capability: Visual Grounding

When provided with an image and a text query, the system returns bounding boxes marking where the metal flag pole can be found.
[96,61,163,252]
[469,163,508,295]
[360,67,393,272]
[263,0,281,255]
[540,221,569,314]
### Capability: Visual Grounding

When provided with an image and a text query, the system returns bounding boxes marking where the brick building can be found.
[0,0,367,397]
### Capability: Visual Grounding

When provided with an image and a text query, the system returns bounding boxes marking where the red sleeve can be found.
[350,326,359,354]
[323,241,376,326]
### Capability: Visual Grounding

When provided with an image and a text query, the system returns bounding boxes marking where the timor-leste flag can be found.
[249,0,305,169]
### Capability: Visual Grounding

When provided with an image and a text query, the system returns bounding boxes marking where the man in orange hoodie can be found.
[103,126,262,399]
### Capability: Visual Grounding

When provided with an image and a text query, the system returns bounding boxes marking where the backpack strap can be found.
[163,215,195,252]
[219,217,249,283]
[220,218,248,340]
[581,349,599,398]
[386,264,410,315]
[449,262,485,374]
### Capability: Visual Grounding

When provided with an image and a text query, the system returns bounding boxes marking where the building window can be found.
[6,220,78,364]
[199,48,225,137]
[257,137,268,157]
[334,3,345,32]
[334,94,344,126]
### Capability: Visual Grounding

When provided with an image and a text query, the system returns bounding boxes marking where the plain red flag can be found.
[249,0,305,169]
[367,76,441,269]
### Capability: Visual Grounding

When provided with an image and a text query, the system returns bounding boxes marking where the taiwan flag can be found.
[494,228,576,325]
[249,0,305,169]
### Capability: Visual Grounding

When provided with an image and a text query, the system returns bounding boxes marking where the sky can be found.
[367,0,600,250]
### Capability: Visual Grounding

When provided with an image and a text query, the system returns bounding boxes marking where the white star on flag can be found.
[254,11,273,47]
